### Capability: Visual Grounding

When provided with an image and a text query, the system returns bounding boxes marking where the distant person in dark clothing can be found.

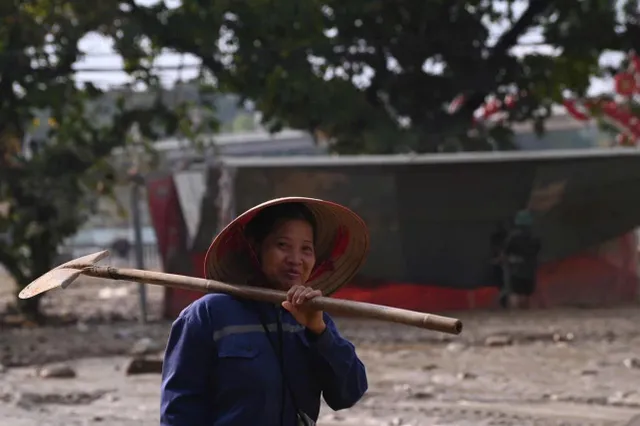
[502,210,541,309]
[489,221,509,308]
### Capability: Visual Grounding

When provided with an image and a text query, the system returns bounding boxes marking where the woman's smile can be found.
[284,269,301,279]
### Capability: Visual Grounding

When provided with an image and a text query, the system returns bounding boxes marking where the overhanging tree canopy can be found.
[0,0,206,319]
[128,0,640,153]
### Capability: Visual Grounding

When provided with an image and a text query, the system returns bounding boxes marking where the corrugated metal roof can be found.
[153,129,314,151]
[215,147,640,169]
[115,114,590,158]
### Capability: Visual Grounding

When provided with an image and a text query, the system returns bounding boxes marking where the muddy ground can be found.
[2,271,640,425]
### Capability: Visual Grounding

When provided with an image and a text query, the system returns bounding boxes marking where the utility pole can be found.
[130,171,147,325]
[128,123,147,325]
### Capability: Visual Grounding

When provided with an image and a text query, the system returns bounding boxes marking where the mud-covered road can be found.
[2,274,640,425]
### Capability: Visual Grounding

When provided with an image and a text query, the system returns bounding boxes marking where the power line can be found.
[0,48,194,58]
[24,44,559,75]
[72,63,202,73]
[0,40,555,61]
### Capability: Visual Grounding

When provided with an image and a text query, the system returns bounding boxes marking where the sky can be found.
[74,0,200,89]
[72,0,617,97]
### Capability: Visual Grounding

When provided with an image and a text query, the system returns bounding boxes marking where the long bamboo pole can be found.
[18,251,463,335]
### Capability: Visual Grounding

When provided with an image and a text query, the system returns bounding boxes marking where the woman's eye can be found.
[277,242,288,249]
[302,246,314,254]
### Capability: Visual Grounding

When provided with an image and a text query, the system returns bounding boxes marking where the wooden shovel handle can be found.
[82,266,463,335]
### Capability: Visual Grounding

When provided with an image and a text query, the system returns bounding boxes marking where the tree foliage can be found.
[0,0,206,319]
[2,0,639,319]
[127,0,640,153]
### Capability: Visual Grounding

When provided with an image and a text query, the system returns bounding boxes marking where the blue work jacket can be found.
[160,293,368,425]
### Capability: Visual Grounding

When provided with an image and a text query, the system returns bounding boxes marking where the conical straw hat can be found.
[203,197,369,295]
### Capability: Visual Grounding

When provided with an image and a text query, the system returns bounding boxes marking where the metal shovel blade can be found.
[17,250,111,299]
[56,250,110,269]
[18,268,84,299]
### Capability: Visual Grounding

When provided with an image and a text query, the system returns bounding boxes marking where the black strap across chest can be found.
[256,306,310,426]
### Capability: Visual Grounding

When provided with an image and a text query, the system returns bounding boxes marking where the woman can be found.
[160,197,370,426]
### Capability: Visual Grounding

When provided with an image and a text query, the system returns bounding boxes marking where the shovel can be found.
[18,250,463,335]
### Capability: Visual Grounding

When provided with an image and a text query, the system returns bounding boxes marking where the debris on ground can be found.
[623,357,640,369]
[124,357,164,376]
[484,334,513,347]
[37,363,76,379]
[129,337,162,356]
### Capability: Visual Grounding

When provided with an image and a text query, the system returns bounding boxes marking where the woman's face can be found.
[259,219,316,290]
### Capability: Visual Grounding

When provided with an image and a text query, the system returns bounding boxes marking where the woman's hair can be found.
[244,202,317,245]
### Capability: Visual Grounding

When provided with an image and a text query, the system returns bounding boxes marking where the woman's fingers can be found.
[299,288,322,304]
[286,285,323,308]
[287,285,304,301]
[298,289,322,307]
[292,285,307,305]
[297,287,312,305]
[305,289,322,300]
[288,286,321,306]
[286,286,297,302]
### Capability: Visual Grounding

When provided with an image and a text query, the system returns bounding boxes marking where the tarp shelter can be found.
[147,148,640,316]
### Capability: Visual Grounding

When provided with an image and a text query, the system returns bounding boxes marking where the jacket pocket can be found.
[215,335,270,394]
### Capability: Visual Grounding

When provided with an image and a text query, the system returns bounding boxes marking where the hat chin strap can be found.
[240,231,269,285]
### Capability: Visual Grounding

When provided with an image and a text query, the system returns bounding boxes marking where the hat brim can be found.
[203,197,370,295]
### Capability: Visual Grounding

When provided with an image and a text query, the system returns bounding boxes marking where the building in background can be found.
[64,113,621,277]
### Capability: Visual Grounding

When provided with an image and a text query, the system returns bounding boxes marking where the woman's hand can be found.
[282,285,326,334]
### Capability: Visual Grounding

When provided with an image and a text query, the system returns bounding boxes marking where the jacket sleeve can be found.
[160,306,215,426]
[305,314,368,410]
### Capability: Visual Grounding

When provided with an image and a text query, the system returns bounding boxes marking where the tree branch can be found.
[459,0,554,115]
[126,0,223,76]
